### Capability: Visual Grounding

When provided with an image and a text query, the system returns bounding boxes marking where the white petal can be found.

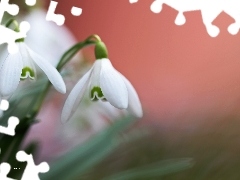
[61,69,92,123]
[119,73,143,118]
[0,52,23,97]
[100,59,128,109]
[90,60,102,86]
[18,43,36,80]
[25,44,66,93]
[0,44,9,62]
[0,45,9,78]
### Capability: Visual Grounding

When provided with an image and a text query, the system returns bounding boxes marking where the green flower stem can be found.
[1,35,104,172]
[27,38,99,120]
[57,40,96,70]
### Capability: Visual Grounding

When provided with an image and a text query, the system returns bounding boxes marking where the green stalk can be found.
[0,35,101,166]
[28,38,97,120]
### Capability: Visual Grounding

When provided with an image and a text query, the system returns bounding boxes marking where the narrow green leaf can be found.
[103,158,194,180]
[40,116,136,180]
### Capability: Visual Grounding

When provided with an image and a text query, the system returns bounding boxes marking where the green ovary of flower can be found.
[21,67,35,80]
[90,86,107,101]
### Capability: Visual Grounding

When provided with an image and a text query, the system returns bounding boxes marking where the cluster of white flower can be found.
[0,0,143,179]
[0,0,143,122]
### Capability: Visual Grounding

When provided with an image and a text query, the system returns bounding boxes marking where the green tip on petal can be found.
[21,67,35,80]
[91,86,107,101]
[15,38,25,43]
[95,41,108,59]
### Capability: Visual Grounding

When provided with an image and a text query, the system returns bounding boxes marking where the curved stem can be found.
[85,34,102,43]
[3,35,102,166]
[57,40,96,71]
[27,38,98,120]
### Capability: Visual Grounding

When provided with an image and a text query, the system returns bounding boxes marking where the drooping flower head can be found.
[61,38,143,122]
[0,38,66,98]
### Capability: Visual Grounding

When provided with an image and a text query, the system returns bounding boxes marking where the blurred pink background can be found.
[48,1,240,124]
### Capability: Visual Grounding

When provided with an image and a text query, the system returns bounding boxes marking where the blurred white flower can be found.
[69,100,125,133]
[0,42,66,97]
[61,58,143,123]
[24,9,80,67]
[19,8,108,162]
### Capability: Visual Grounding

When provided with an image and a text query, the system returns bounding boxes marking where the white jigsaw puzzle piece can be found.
[0,116,19,136]
[223,0,240,35]
[0,99,9,111]
[129,0,139,4]
[16,151,50,180]
[71,6,82,16]
[130,0,240,37]
[0,0,31,53]
[0,21,30,54]
[150,0,225,37]
[0,0,19,24]
[0,99,9,117]
[0,98,17,136]
[25,0,37,6]
[0,162,16,180]
[46,1,65,26]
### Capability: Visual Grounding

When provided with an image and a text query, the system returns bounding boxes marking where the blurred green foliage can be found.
[40,116,193,180]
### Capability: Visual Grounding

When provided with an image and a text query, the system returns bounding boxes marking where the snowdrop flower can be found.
[0,42,66,98]
[61,41,143,122]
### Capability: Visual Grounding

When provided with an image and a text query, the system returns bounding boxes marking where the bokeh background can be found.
[6,0,240,179]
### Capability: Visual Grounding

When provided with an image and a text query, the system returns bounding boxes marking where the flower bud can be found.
[94,41,108,59]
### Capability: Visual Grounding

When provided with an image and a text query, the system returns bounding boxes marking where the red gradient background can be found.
[50,0,240,123]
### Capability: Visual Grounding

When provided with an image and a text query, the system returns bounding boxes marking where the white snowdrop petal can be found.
[18,43,34,67]
[119,73,143,118]
[90,60,102,86]
[25,44,66,93]
[0,45,9,74]
[100,59,128,109]
[61,69,92,123]
[18,43,36,80]
[18,43,28,59]
[0,44,9,63]
[0,52,23,97]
